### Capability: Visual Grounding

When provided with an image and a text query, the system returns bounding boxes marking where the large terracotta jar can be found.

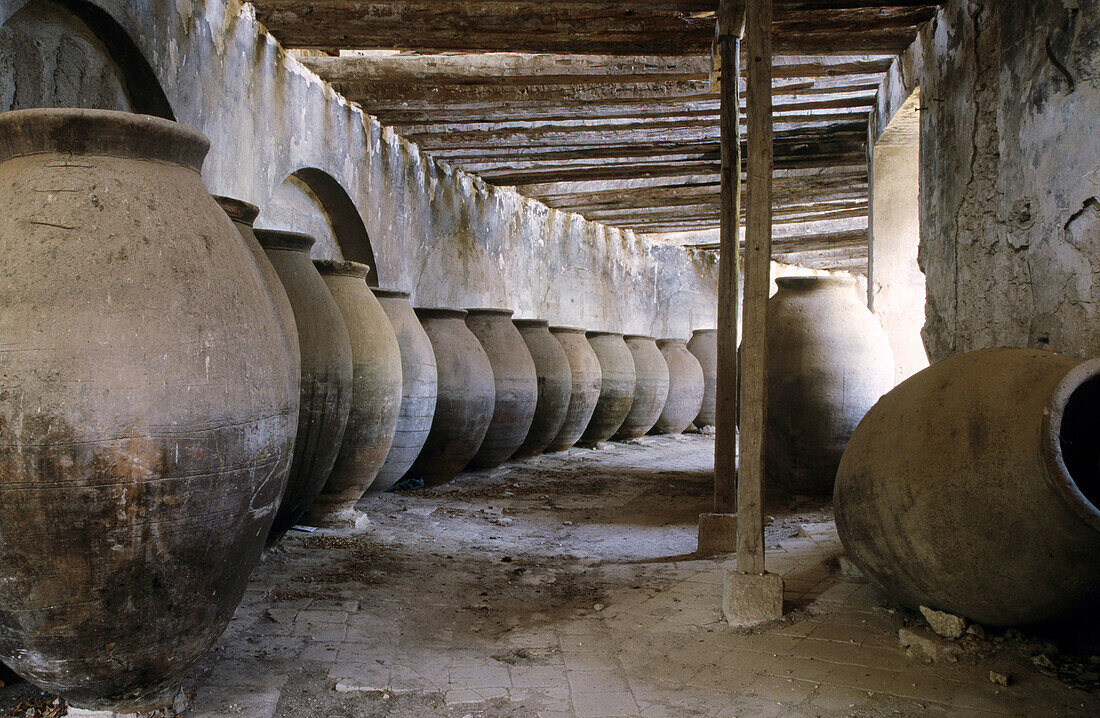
[615,335,669,439]
[0,109,297,711]
[512,319,572,458]
[255,231,353,539]
[213,196,301,386]
[687,329,717,428]
[308,261,402,523]
[368,288,438,493]
[581,331,636,444]
[654,338,705,435]
[404,308,496,486]
[545,327,602,452]
[465,309,538,469]
[836,348,1100,626]
[767,277,893,495]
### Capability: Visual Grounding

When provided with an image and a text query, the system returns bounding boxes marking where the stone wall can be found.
[920,0,1100,361]
[0,0,717,340]
[869,88,928,383]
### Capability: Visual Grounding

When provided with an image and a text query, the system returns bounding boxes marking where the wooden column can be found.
[737,0,773,576]
[713,0,745,516]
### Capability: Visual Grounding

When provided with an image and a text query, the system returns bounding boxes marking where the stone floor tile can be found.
[571,691,640,717]
[744,674,819,705]
[566,669,631,693]
[444,688,484,706]
[510,664,570,688]
[807,682,872,711]
[449,663,512,689]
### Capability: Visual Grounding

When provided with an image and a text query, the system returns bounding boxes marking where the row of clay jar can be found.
[0,110,726,713]
[223,194,721,541]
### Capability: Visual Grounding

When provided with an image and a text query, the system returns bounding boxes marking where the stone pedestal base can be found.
[723,571,784,627]
[696,513,737,555]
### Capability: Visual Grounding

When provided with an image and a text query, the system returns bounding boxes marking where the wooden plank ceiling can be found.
[250,1,938,272]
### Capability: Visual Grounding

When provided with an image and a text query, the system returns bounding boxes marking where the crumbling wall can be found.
[921,0,1100,360]
[0,0,716,339]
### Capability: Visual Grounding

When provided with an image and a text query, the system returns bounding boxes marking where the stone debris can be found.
[837,555,864,580]
[1032,654,1057,670]
[989,671,1011,687]
[919,605,968,639]
[899,627,964,663]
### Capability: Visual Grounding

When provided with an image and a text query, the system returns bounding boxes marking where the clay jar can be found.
[767,276,893,495]
[213,196,301,387]
[687,329,717,428]
[404,309,496,486]
[466,309,538,469]
[512,319,572,458]
[0,109,297,711]
[835,348,1100,626]
[615,335,669,439]
[368,289,438,493]
[308,261,403,523]
[654,339,705,435]
[255,231,353,540]
[546,327,602,452]
[581,331,636,445]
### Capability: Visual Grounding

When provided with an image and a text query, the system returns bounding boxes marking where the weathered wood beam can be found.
[687,227,868,249]
[546,189,869,214]
[366,84,884,125]
[311,68,883,107]
[738,0,773,580]
[298,53,892,85]
[713,0,745,529]
[254,2,938,55]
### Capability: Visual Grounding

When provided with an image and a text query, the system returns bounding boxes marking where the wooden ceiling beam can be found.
[254,2,938,55]
[297,54,892,85]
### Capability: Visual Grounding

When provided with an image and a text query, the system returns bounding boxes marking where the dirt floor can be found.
[1,434,1098,717]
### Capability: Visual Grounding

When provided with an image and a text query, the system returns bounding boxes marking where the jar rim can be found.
[254,229,316,252]
[314,259,370,279]
[0,109,209,171]
[415,307,468,319]
[371,287,411,299]
[213,195,260,226]
[776,276,857,290]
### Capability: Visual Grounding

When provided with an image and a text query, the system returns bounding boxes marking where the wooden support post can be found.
[697,0,744,556]
[715,1,744,515]
[723,0,781,629]
[738,0,774,577]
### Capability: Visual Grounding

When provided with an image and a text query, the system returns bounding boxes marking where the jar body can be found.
[370,290,438,493]
[257,231,353,539]
[687,329,717,428]
[767,277,893,495]
[836,348,1100,626]
[581,333,636,444]
[513,320,572,458]
[405,310,495,486]
[309,262,402,522]
[546,328,602,452]
[0,110,296,710]
[466,310,538,469]
[615,336,669,439]
[654,339,704,435]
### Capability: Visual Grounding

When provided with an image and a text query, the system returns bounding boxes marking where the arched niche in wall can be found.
[0,0,173,118]
[259,168,378,287]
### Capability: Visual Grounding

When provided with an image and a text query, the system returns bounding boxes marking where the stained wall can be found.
[920,0,1100,360]
[0,0,717,340]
